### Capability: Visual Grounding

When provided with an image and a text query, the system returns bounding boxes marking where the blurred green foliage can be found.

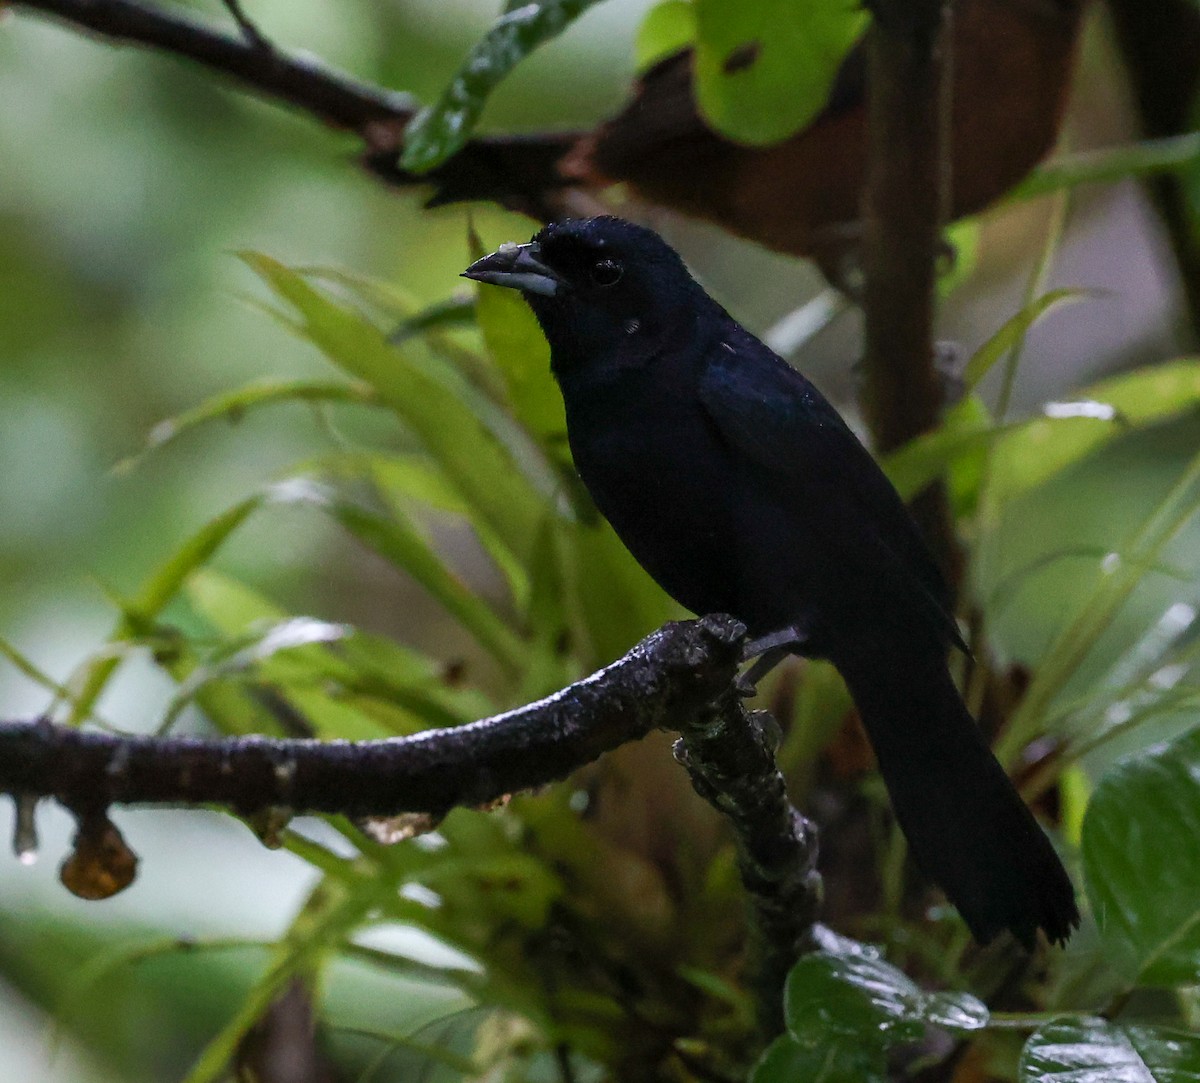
[3,1,1200,1081]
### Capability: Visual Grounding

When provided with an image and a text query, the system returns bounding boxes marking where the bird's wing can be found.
[698,344,965,650]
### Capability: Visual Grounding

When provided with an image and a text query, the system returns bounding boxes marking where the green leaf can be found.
[1081,725,1200,984]
[784,930,989,1045]
[68,495,261,725]
[635,0,696,71]
[887,358,1200,512]
[286,479,527,675]
[752,1032,886,1083]
[1020,1019,1200,1083]
[989,358,1200,507]
[1014,132,1200,202]
[401,0,610,173]
[116,379,376,472]
[693,0,866,145]
[241,253,545,563]
[472,255,567,448]
[963,289,1093,391]
[184,570,492,736]
[996,445,1200,761]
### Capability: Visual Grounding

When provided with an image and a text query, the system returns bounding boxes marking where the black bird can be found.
[463,216,1078,948]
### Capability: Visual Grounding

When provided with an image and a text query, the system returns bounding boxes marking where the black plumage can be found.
[463,216,1078,948]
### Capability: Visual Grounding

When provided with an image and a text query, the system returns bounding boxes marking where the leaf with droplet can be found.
[1082,724,1200,984]
[401,0,610,173]
[785,929,989,1044]
[1020,1018,1200,1083]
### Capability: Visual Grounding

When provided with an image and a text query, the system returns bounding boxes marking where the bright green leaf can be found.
[636,0,696,71]
[1082,725,1200,984]
[693,0,866,145]
[964,289,1094,391]
[1020,1018,1200,1083]
[68,496,261,725]
[241,253,545,563]
[473,269,567,447]
[989,358,1200,507]
[401,0,610,173]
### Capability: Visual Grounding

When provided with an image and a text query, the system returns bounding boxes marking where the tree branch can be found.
[859,0,963,587]
[0,614,820,1034]
[1,617,744,821]
[675,694,821,1036]
[10,0,576,214]
[14,0,417,137]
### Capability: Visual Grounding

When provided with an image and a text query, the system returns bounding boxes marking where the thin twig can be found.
[221,0,270,52]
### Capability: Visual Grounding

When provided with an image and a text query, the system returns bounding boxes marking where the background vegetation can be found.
[1,0,1199,1080]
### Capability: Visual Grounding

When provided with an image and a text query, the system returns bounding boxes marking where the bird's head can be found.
[462,216,704,373]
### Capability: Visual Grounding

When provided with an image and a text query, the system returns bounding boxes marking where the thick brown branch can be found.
[0,617,745,819]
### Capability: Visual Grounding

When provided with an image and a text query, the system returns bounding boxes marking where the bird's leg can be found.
[737,624,810,696]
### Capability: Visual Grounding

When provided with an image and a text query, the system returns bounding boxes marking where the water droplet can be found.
[1101,552,1121,574]
[358,812,442,846]
[248,806,294,850]
[12,794,39,866]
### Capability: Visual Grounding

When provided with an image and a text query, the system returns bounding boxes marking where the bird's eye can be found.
[590,259,623,287]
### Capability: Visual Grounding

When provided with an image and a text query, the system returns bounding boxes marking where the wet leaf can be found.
[784,929,989,1045]
[1020,1018,1200,1082]
[401,0,610,173]
[693,0,866,145]
[1081,725,1200,984]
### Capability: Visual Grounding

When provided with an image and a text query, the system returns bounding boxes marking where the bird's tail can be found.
[831,639,1078,948]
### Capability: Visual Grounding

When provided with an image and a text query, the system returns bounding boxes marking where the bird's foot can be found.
[736,625,810,696]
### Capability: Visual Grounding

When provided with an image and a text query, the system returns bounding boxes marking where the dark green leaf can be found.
[752,1032,886,1083]
[1020,1018,1200,1082]
[1082,725,1200,984]
[401,0,610,173]
[785,931,988,1045]
[693,0,866,145]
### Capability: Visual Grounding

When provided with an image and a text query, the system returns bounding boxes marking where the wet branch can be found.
[0,615,820,1032]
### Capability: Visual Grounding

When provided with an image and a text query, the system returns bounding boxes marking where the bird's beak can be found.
[462,241,563,297]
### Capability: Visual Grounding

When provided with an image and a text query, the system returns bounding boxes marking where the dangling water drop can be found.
[13,794,39,866]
